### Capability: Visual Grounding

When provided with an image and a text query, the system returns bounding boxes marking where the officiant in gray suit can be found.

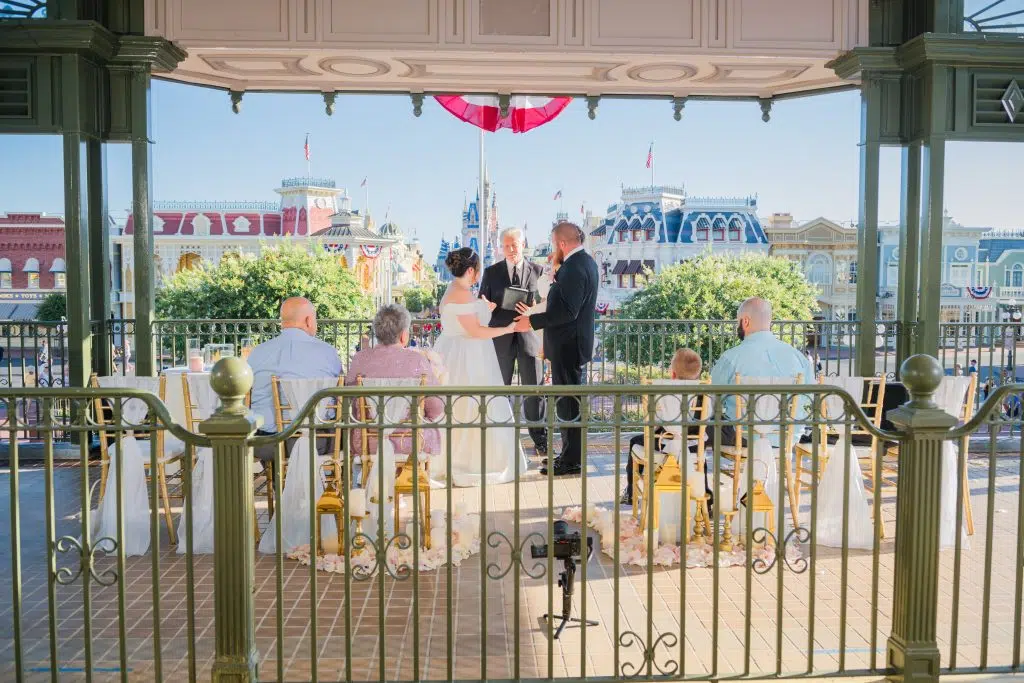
[479,227,548,456]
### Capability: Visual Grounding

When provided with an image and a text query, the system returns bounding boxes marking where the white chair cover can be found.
[358,377,425,541]
[935,376,972,550]
[732,376,801,536]
[816,377,875,549]
[91,376,161,556]
[177,373,217,554]
[259,377,340,555]
[639,380,704,542]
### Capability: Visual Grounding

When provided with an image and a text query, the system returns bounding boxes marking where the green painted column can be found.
[60,55,93,389]
[885,354,957,682]
[897,142,923,365]
[202,357,260,683]
[914,136,947,357]
[129,67,156,376]
[87,138,112,376]
[854,74,882,377]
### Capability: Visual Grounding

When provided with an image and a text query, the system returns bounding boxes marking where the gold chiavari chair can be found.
[354,374,431,548]
[91,373,185,545]
[879,373,978,535]
[270,375,345,491]
[718,373,804,531]
[632,378,711,541]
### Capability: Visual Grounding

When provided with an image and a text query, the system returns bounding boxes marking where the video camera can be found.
[531,521,598,639]
[530,520,592,560]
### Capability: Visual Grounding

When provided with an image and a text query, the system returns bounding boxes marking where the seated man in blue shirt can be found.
[708,296,816,448]
[248,297,344,462]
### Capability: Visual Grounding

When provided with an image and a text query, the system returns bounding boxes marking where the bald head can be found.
[737,297,772,337]
[280,297,318,336]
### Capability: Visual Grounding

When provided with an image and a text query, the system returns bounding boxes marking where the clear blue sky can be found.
[1,79,1021,259]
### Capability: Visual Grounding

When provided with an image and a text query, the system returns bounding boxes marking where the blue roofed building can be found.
[591,185,769,310]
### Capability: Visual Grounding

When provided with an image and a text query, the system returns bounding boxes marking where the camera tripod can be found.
[542,555,599,639]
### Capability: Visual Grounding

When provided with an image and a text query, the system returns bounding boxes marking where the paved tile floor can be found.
[1,437,1022,682]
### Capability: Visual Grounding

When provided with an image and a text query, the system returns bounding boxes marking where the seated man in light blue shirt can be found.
[248,297,343,460]
[708,297,816,448]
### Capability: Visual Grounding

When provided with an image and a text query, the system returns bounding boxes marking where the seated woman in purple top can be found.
[345,304,443,457]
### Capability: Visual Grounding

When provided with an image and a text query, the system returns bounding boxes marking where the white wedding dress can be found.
[432,299,527,487]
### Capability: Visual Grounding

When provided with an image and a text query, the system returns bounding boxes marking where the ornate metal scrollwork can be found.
[485,531,547,580]
[751,526,809,575]
[54,536,118,586]
[618,630,679,678]
[382,533,413,581]
[350,532,378,581]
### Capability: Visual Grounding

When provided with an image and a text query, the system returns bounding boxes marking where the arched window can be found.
[49,258,66,289]
[806,254,832,285]
[177,252,202,273]
[0,258,10,289]
[695,216,710,242]
[848,261,858,284]
[1007,263,1024,288]
[728,217,743,241]
[712,216,726,241]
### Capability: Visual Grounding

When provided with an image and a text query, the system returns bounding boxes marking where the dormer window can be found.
[695,217,709,242]
[728,218,743,242]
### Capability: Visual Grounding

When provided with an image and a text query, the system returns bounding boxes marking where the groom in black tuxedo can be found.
[514,221,599,476]
[480,228,549,455]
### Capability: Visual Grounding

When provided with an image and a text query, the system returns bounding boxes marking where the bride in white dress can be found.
[433,247,528,486]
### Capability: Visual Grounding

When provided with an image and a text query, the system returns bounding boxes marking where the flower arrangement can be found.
[559,505,802,569]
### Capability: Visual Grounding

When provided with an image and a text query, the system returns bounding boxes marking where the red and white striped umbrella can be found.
[434,95,572,133]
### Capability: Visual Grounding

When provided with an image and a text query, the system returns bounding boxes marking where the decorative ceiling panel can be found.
[147,0,868,96]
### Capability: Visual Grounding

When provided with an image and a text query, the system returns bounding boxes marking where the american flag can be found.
[553,189,562,200]
[646,143,653,169]
[360,177,367,187]
[304,134,311,161]
[580,203,585,215]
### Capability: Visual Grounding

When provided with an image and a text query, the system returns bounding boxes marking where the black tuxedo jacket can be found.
[529,249,599,367]
[480,259,544,357]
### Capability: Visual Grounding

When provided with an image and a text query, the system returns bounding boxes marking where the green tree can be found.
[36,293,66,321]
[156,243,374,357]
[607,253,820,368]
[403,286,435,313]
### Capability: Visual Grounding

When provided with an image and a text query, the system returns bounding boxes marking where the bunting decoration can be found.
[434,95,572,133]
[360,244,383,259]
[596,302,611,314]
[968,285,993,300]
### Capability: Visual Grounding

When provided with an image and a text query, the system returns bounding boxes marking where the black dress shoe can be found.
[619,489,633,506]
[540,457,581,477]
[539,457,549,467]
[534,444,548,457]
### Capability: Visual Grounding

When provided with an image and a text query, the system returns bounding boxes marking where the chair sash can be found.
[178,373,218,554]
[91,376,160,556]
[259,377,340,555]
[935,376,972,550]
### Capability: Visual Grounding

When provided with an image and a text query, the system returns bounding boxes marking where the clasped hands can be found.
[512,301,533,332]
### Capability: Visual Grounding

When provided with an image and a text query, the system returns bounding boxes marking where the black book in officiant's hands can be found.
[501,286,533,311]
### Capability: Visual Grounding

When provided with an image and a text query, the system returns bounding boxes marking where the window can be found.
[848,261,857,284]
[806,254,831,285]
[645,228,655,241]
[27,273,39,289]
[728,218,743,242]
[886,264,900,287]
[949,264,971,287]
[617,274,625,288]
[712,217,726,241]
[0,273,10,289]
[1006,264,1024,288]
[617,230,625,243]
[695,217,709,242]
[632,229,641,241]
[54,272,66,289]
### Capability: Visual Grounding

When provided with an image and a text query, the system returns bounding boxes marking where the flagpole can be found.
[479,127,486,253]
[364,181,369,223]
[306,132,311,177]
[651,139,659,189]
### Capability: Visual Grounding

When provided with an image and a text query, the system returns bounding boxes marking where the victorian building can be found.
[111,176,399,317]
[0,213,68,318]
[590,186,769,310]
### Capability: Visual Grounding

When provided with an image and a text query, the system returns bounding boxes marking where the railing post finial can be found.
[899,354,944,409]
[209,357,253,416]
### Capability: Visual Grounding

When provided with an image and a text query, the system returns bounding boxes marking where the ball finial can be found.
[899,354,944,407]
[209,357,254,414]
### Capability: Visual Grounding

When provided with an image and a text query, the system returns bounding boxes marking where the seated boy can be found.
[620,348,703,506]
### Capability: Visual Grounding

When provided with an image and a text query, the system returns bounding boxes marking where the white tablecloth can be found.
[162,367,210,427]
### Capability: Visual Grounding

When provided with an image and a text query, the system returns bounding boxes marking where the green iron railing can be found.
[3,355,1023,681]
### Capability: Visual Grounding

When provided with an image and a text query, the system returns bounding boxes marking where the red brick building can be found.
[0,213,67,318]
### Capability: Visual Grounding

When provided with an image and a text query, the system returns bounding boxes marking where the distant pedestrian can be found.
[969,360,978,375]
[954,363,963,377]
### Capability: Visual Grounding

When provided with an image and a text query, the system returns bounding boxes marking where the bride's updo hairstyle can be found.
[445,247,480,278]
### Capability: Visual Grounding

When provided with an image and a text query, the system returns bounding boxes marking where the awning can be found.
[611,260,629,275]
[22,258,39,272]
[623,260,643,275]
[0,303,40,319]
[49,258,66,273]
